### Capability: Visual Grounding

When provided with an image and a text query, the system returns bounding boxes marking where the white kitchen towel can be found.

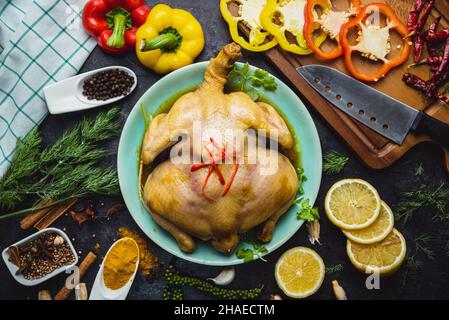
[0,0,97,177]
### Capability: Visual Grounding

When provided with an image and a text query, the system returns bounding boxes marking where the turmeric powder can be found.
[103,238,139,290]
[118,227,159,276]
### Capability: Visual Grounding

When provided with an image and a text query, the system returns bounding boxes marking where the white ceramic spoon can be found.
[89,238,140,300]
[43,66,137,115]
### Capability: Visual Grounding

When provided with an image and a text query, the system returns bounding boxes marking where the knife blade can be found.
[297,65,449,147]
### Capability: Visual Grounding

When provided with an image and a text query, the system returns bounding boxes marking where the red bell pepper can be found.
[83,0,150,54]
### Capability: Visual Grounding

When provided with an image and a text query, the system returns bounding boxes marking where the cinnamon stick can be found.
[20,198,54,230]
[54,251,97,300]
[33,198,78,230]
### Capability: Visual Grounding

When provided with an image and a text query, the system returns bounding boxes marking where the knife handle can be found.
[414,112,449,148]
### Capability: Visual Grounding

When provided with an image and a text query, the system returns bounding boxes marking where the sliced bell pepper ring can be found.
[304,0,361,60]
[260,0,326,55]
[340,3,411,82]
[220,0,278,52]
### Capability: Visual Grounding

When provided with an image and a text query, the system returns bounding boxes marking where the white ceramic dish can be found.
[43,66,137,115]
[89,238,140,300]
[1,228,78,286]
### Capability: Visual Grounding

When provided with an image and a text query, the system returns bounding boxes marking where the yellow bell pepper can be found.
[136,4,205,74]
[220,0,277,52]
[260,0,326,55]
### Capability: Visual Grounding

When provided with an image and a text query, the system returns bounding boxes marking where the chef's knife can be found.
[297,65,449,147]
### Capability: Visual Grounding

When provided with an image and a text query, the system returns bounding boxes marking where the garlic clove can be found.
[270,294,282,300]
[332,280,348,300]
[307,220,321,245]
[207,266,235,286]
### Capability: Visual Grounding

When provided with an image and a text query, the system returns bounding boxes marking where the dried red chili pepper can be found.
[427,16,442,40]
[427,28,449,42]
[414,32,425,62]
[403,73,429,91]
[407,0,426,32]
[403,73,448,104]
[428,38,449,87]
[427,16,442,63]
[409,56,443,71]
[415,0,435,31]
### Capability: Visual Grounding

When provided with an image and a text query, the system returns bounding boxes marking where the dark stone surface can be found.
[0,0,448,300]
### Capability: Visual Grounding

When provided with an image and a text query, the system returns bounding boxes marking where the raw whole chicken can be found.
[142,43,298,253]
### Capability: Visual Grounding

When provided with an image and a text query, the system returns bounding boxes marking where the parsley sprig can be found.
[236,240,268,262]
[226,63,277,101]
[295,197,319,221]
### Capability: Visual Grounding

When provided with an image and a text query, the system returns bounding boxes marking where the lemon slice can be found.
[325,179,381,230]
[346,228,406,276]
[275,247,325,298]
[342,201,394,244]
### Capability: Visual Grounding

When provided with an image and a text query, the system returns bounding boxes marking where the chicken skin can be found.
[142,43,298,253]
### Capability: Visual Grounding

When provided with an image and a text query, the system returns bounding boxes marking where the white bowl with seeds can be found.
[1,228,78,286]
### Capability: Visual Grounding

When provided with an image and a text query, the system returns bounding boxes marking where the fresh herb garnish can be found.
[323,150,348,175]
[295,197,319,221]
[0,108,121,219]
[414,163,424,176]
[414,233,435,260]
[326,264,344,275]
[296,167,307,195]
[400,255,423,289]
[226,63,277,101]
[236,240,268,262]
[395,183,449,223]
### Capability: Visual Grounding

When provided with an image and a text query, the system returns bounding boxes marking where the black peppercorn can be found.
[82,69,134,101]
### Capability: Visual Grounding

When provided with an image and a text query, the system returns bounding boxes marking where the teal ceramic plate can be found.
[118,62,322,266]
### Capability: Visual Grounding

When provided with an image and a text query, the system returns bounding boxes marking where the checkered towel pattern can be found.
[0,0,96,177]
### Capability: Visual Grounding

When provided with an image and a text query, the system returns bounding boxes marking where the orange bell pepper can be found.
[304,0,361,60]
[339,3,410,82]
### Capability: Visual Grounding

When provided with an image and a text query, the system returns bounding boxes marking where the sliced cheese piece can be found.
[277,0,307,37]
[353,23,392,62]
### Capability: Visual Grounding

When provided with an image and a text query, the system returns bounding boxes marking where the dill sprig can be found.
[325,264,344,275]
[323,150,348,175]
[400,255,423,289]
[414,163,424,176]
[414,233,435,260]
[0,107,121,219]
[395,183,449,223]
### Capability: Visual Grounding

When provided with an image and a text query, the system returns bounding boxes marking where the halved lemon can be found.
[346,228,406,276]
[275,247,325,298]
[342,201,394,244]
[325,179,381,230]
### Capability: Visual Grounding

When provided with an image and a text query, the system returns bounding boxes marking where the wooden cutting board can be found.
[255,0,449,171]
